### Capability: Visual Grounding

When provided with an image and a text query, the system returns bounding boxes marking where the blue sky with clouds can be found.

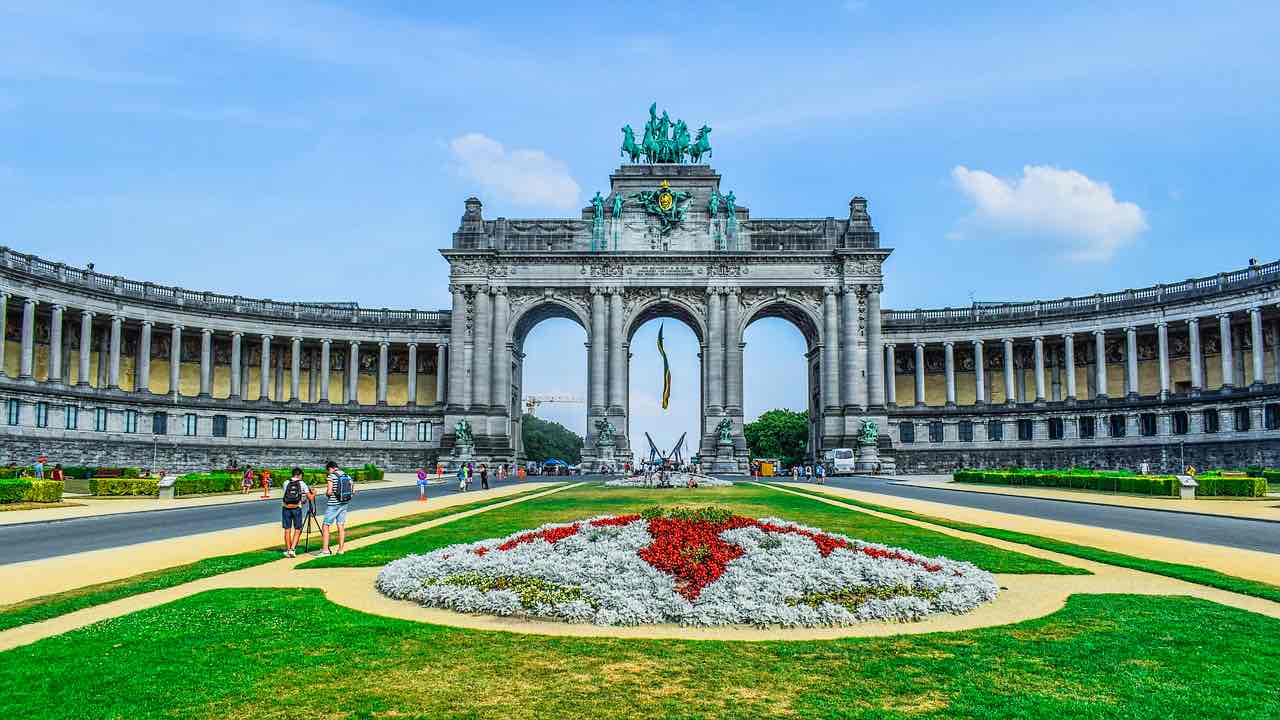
[2,1,1277,451]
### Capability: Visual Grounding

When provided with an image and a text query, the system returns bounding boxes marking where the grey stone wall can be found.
[893,438,1280,474]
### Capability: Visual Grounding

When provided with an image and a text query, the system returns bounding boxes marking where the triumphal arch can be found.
[440,105,890,472]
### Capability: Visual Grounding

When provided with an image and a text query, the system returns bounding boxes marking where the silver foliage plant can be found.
[603,474,735,488]
[375,515,1000,627]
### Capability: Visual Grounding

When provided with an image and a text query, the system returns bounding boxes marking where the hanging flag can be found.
[657,323,672,410]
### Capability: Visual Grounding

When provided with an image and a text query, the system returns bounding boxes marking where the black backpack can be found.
[282,479,304,508]
[332,473,354,504]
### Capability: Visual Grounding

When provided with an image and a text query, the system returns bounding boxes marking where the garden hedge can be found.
[953,468,1271,497]
[172,465,383,496]
[89,478,159,496]
[1192,474,1270,497]
[0,479,63,504]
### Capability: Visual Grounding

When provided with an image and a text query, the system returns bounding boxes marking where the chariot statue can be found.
[595,417,617,447]
[857,419,879,446]
[716,417,734,445]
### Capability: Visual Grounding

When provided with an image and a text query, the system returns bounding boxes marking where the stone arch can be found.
[737,296,823,350]
[508,296,590,353]
[623,294,708,346]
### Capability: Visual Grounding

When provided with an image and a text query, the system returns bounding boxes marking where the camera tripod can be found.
[300,501,324,554]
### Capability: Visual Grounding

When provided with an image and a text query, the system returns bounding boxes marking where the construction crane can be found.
[523,394,584,416]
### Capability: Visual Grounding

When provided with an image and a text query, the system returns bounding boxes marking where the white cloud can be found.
[449,133,580,212]
[950,164,1148,262]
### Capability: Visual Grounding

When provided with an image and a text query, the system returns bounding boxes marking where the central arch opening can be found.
[625,297,705,470]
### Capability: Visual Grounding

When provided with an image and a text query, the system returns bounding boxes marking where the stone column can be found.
[866,285,884,408]
[942,341,956,406]
[347,340,359,405]
[840,287,858,409]
[1273,318,1280,385]
[821,288,840,412]
[1218,313,1233,390]
[1124,326,1138,398]
[376,341,389,404]
[48,304,65,384]
[472,288,493,411]
[1248,307,1264,386]
[1003,338,1016,404]
[259,335,272,400]
[107,314,123,388]
[1156,321,1170,399]
[319,339,331,402]
[1062,334,1077,401]
[0,293,7,377]
[291,337,302,402]
[606,290,625,412]
[1093,330,1108,399]
[1033,336,1046,402]
[448,284,469,409]
[493,288,511,410]
[884,344,897,406]
[588,287,608,415]
[229,332,243,399]
[19,298,36,379]
[436,343,447,405]
[78,311,94,387]
[724,289,742,414]
[132,319,150,392]
[913,342,926,407]
[705,288,724,414]
[406,343,418,406]
[973,339,986,404]
[198,328,212,397]
[1050,347,1061,401]
[169,325,182,396]
[1187,318,1203,392]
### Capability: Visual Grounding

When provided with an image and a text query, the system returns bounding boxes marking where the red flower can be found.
[638,516,756,600]
[591,514,641,527]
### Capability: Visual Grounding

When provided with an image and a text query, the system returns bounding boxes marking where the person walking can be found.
[465,463,474,489]
[34,455,46,480]
[242,464,255,494]
[259,467,272,499]
[457,464,467,492]
[816,462,826,485]
[320,461,354,555]
[805,464,814,482]
[416,467,429,502]
[479,463,490,490]
[280,467,315,558]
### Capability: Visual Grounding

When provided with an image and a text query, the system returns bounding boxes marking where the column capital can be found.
[1187,316,1199,326]
[139,319,153,327]
[1124,325,1136,333]
[378,341,389,349]
[1247,306,1262,316]
[200,327,212,336]
[320,337,332,345]
[1032,335,1044,343]
[406,341,419,349]
[110,313,123,323]
[349,339,359,347]
[51,303,65,312]
[491,286,507,296]
[1155,320,1168,329]
[943,340,955,348]
[291,336,303,344]
[231,330,243,338]
[81,309,95,319]
[823,286,839,296]
[23,297,37,307]
[260,333,273,342]
[171,323,183,331]
[448,283,467,295]
[1216,312,1231,320]
[1092,328,1106,337]
[972,338,984,347]
[1061,332,1074,341]
[1002,337,1015,344]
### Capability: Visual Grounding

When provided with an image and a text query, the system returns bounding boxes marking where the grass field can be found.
[300,482,1082,574]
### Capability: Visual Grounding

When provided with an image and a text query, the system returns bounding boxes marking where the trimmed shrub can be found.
[1194,475,1268,498]
[0,479,63,503]
[953,469,1178,497]
[89,478,159,496]
[0,467,29,479]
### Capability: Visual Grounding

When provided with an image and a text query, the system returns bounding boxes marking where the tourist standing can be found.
[479,463,490,490]
[416,467,429,502]
[805,465,814,482]
[50,464,65,483]
[816,463,826,485]
[242,464,255,494]
[259,467,272,499]
[280,467,315,558]
[34,455,46,480]
[457,464,467,491]
[321,461,354,555]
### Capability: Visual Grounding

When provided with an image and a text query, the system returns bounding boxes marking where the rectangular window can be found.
[928,421,943,443]
[417,421,431,442]
[94,407,108,432]
[1017,419,1034,441]
[389,420,404,442]
[1048,417,1064,440]
[1266,404,1280,431]
[65,405,79,431]
[1139,413,1157,437]
[958,420,973,443]
[1203,409,1219,434]
[987,419,1004,441]
[152,413,167,435]
[332,419,347,441]
[212,415,228,437]
[1172,411,1189,435]
[272,418,288,440]
[124,410,138,434]
[1079,415,1096,439]
[242,416,258,439]
[1234,407,1251,432]
[303,418,317,440]
[360,420,374,441]
[5,399,19,426]
[35,402,49,428]
[1109,414,1127,438]
[899,421,915,444]
[184,413,198,437]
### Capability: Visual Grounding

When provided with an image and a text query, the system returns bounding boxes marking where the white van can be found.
[830,448,856,475]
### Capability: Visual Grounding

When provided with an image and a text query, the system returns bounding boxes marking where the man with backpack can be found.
[321,461,355,556]
[280,467,315,558]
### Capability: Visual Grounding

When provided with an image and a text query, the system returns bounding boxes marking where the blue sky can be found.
[2,1,1277,450]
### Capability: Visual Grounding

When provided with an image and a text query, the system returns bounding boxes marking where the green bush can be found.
[0,479,64,503]
[0,467,28,479]
[89,478,159,496]
[953,469,1178,497]
[1195,475,1268,498]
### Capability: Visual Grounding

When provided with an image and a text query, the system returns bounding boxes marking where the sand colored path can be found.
[4,478,1280,650]
[0,481,563,606]
[893,475,1280,521]
[774,482,1280,586]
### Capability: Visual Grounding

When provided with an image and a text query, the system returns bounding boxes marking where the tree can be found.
[521,414,584,464]
[743,409,809,468]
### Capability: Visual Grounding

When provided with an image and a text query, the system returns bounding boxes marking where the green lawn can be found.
[3,588,1277,719]
[779,484,1280,604]
[301,482,1083,574]
[0,485,561,632]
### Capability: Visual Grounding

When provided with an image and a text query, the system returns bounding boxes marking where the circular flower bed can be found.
[376,506,999,627]
[604,473,734,488]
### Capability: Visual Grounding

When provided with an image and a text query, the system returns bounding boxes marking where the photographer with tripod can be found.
[280,467,315,558]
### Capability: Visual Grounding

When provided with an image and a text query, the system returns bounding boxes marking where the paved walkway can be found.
[3,480,1277,652]
[893,474,1280,521]
[760,475,1280,555]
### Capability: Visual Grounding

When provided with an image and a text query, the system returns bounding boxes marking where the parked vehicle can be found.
[829,448,856,475]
